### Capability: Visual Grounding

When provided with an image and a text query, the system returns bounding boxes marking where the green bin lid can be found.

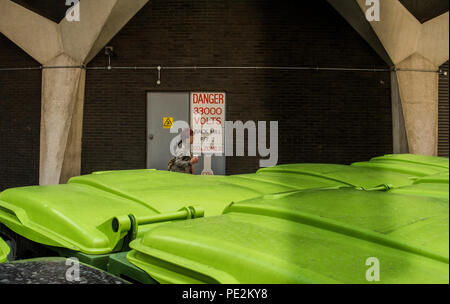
[0,236,9,263]
[371,154,449,168]
[390,172,449,199]
[352,154,449,176]
[128,185,449,284]
[256,163,416,188]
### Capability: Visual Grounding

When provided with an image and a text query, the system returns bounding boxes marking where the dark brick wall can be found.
[83,0,392,175]
[0,34,41,190]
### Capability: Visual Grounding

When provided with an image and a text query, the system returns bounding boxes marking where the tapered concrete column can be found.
[40,55,85,184]
[355,0,449,156]
[60,68,86,184]
[1,0,149,184]
[396,54,439,155]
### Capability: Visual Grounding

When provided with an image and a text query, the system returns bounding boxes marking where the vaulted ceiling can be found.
[8,0,449,24]
[10,0,80,23]
[399,0,449,23]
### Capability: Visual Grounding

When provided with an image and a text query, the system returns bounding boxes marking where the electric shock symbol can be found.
[163,117,174,129]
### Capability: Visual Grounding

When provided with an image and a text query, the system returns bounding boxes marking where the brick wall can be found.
[83,0,392,175]
[0,34,41,190]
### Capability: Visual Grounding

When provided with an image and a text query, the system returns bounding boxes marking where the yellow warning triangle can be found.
[163,117,173,128]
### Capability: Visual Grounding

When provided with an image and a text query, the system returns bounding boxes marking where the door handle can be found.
[149,134,154,140]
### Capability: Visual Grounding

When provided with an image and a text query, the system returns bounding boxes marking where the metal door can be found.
[147,92,190,170]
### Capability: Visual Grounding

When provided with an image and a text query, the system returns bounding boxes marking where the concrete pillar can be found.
[40,55,85,184]
[0,0,149,184]
[396,54,439,155]
[60,68,86,184]
[355,0,449,156]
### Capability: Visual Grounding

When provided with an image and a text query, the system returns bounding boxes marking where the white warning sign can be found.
[190,92,226,157]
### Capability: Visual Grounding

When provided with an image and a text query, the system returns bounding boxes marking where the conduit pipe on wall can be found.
[0,65,85,71]
[1,65,445,73]
[2,65,445,87]
[1,64,446,88]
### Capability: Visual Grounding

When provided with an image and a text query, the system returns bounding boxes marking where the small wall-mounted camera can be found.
[105,46,114,56]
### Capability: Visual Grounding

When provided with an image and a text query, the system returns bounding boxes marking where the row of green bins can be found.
[0,236,9,263]
[0,170,296,258]
[127,170,449,283]
[0,157,426,257]
[0,154,447,282]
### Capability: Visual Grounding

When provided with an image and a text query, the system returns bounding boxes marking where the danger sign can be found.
[190,92,225,155]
